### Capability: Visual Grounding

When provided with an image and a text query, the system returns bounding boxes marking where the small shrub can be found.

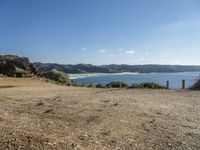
[87,83,93,88]
[66,82,71,86]
[129,82,166,89]
[191,79,200,90]
[15,67,31,77]
[41,69,71,85]
[106,81,128,88]
[73,82,77,86]
[74,83,82,87]
[28,63,38,75]
[95,83,105,88]
[0,74,4,77]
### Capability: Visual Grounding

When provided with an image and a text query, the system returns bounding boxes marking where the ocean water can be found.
[70,72,200,89]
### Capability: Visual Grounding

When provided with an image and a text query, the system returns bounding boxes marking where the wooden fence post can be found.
[182,80,185,89]
[166,80,169,89]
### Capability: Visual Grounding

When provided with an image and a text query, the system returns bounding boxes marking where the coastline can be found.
[68,72,140,79]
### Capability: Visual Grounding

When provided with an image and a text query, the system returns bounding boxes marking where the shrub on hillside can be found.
[15,67,31,77]
[0,74,5,77]
[129,82,166,89]
[41,69,71,85]
[191,79,200,90]
[106,81,128,88]
[28,63,38,75]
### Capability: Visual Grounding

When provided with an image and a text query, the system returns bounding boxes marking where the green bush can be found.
[87,83,93,88]
[72,83,82,87]
[95,83,105,88]
[106,81,128,88]
[191,79,200,90]
[129,82,167,89]
[15,67,31,77]
[41,69,71,85]
[73,82,77,86]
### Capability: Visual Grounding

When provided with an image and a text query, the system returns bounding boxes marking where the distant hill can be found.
[34,63,110,74]
[34,62,200,74]
[1,55,200,76]
[0,55,37,77]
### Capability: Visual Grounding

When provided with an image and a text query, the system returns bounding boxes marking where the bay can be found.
[70,72,200,89]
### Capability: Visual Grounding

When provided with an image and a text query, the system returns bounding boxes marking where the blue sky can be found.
[0,0,200,65]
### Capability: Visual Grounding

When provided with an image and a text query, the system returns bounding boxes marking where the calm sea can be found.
[70,72,200,89]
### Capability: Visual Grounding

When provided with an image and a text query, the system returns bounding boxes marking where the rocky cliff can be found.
[0,55,37,77]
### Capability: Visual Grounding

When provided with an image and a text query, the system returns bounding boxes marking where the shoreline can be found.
[69,71,200,79]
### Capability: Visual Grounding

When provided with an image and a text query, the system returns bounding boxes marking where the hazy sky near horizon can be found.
[0,0,200,65]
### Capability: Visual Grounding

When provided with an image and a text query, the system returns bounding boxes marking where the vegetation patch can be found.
[0,74,5,77]
[129,82,167,89]
[106,81,128,88]
[190,79,200,90]
[0,55,37,77]
[87,83,93,88]
[40,69,71,85]
[72,81,166,89]
[95,83,105,88]
[15,67,31,77]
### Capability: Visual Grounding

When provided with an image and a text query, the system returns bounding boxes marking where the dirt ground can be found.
[0,78,199,150]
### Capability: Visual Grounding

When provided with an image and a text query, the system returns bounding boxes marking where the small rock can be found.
[104,100,110,103]
[36,102,45,106]
[101,130,111,136]
[114,103,118,106]
[44,108,55,113]
[167,143,172,147]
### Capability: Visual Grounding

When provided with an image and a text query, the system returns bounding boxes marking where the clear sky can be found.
[0,0,200,65]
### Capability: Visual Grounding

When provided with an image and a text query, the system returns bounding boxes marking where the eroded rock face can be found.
[0,55,37,77]
[8,56,30,70]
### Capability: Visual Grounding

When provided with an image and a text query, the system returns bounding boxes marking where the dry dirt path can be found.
[0,78,200,150]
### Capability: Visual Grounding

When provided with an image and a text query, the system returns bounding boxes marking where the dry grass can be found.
[0,78,200,150]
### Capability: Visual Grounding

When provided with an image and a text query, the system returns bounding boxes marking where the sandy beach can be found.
[0,78,199,150]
